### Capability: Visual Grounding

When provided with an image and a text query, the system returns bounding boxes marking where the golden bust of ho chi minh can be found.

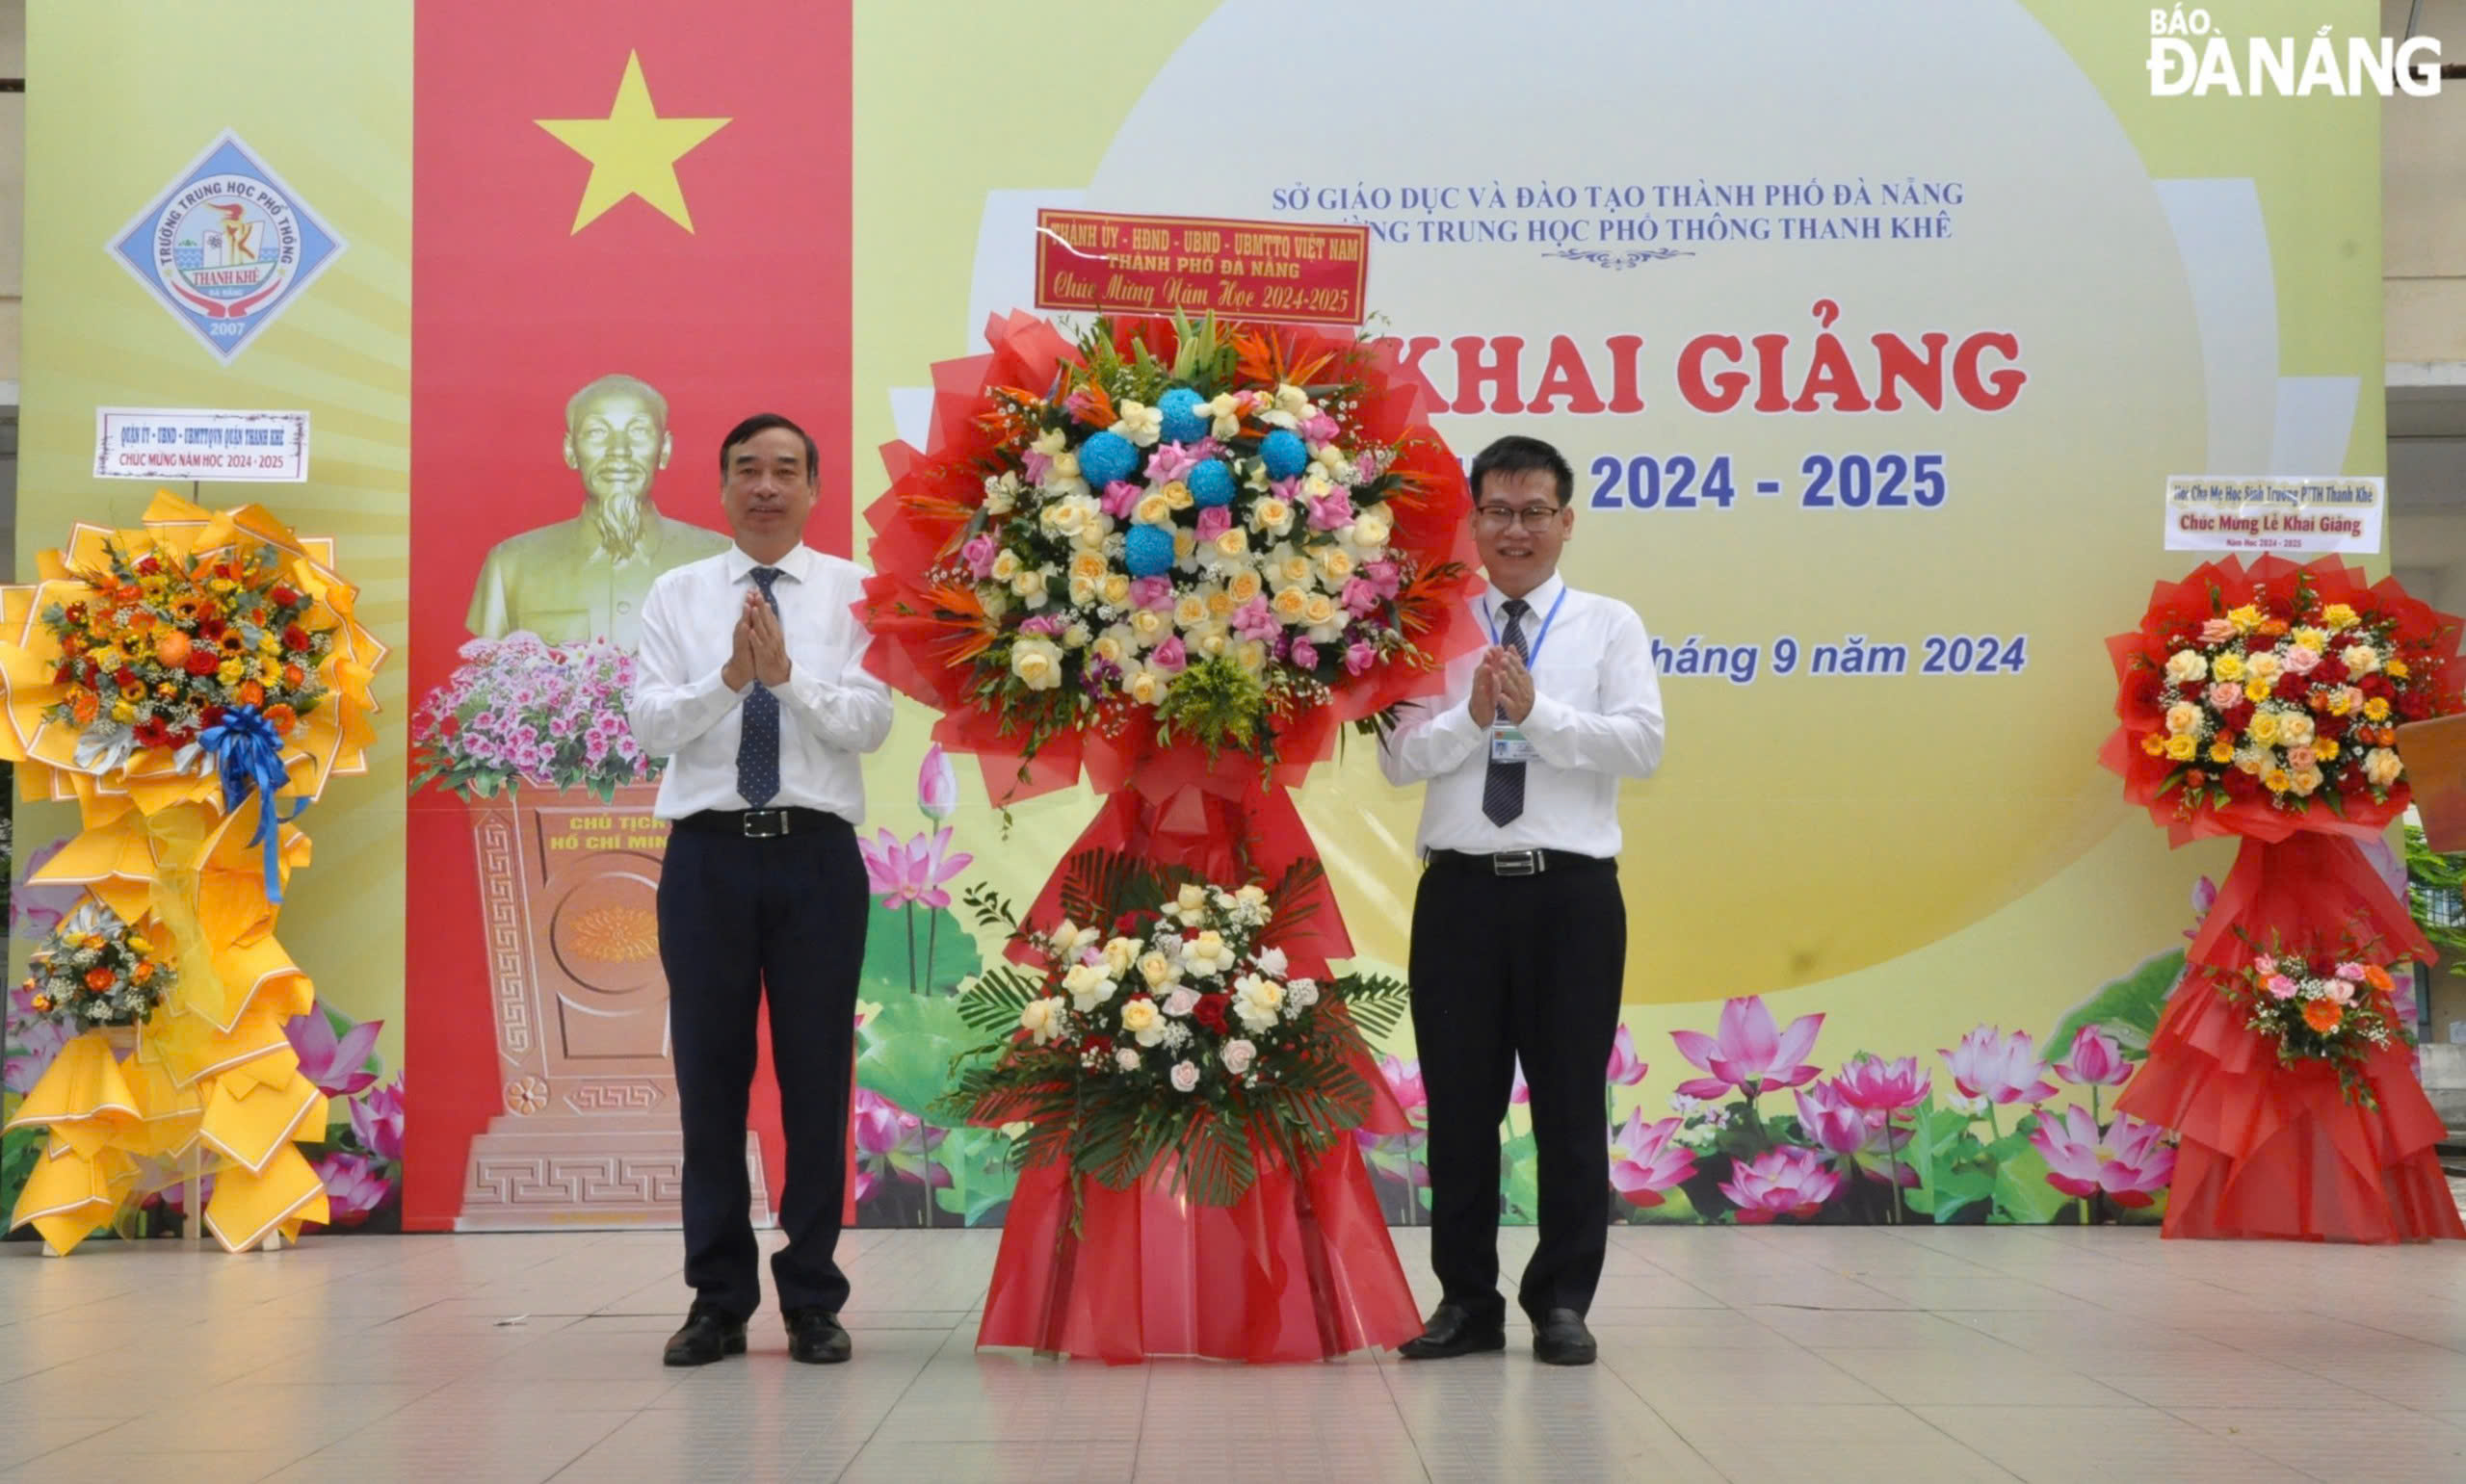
[463,374,732,651]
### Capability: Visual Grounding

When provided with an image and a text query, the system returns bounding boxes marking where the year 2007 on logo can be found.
[108,130,346,364]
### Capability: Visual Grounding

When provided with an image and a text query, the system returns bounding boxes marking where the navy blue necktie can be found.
[736,567,784,808]
[1482,598,1530,826]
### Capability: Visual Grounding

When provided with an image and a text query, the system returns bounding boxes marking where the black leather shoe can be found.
[1397,1302,1507,1360]
[1532,1308,1597,1367]
[784,1307,853,1365]
[662,1300,747,1367]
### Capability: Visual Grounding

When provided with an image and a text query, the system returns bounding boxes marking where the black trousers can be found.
[656,817,867,1319]
[1407,854,1625,1325]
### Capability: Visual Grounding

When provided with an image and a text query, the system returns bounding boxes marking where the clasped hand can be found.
[1467,647,1535,725]
[721,589,793,690]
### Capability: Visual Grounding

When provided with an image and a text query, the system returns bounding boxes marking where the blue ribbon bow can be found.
[199,705,308,904]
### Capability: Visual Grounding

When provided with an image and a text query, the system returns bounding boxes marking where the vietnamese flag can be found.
[406,2,853,1229]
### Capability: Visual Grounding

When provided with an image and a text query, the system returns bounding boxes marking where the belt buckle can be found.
[1493,849,1543,876]
[741,809,790,839]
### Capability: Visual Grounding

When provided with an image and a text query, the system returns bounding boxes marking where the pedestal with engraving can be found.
[456,783,770,1228]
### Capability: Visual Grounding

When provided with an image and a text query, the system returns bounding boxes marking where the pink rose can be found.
[2266,975,2297,1000]
[1130,576,1175,612]
[1152,637,1189,673]
[1145,442,1201,483]
[1195,506,1232,541]
[2199,619,2238,644]
[2334,962,2369,982]
[1101,480,1144,519]
[1020,615,1064,638]
[1307,493,1356,532]
[1232,597,1281,642]
[2206,681,2244,711]
[1345,641,1377,676]
[2326,980,2356,1005]
[1364,560,1403,599]
[1292,640,1321,669]
[2254,955,2277,976]
[2282,645,2322,676]
[1341,577,1382,617]
[2286,746,2317,770]
[962,534,1000,579]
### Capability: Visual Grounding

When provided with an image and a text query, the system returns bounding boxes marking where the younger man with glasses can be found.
[1378,434,1666,1367]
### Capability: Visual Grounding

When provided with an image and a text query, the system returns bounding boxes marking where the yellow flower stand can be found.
[0,494,384,1253]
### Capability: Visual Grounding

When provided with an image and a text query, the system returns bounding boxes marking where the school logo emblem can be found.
[109,131,346,364]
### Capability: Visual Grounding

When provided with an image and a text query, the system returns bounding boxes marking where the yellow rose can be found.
[1011,568,1051,606]
[2164,733,2198,761]
[1010,637,1064,691]
[2340,643,2381,677]
[1103,938,1138,976]
[1130,609,1168,646]
[1091,630,1131,667]
[1125,665,1169,706]
[1316,547,1356,586]
[2324,688,2355,716]
[1100,572,1134,609]
[1271,586,1312,624]
[1235,639,1269,673]
[2292,628,2328,653]
[989,549,1023,583]
[1134,492,1175,526]
[1174,593,1210,629]
[1350,509,1394,548]
[1119,999,1161,1033]
[1188,622,1230,658]
[2164,702,2204,737]
[2244,652,2282,683]
[1041,496,1093,540]
[1302,594,1341,630]
[2387,659,2411,680]
[1274,551,1316,588]
[1251,497,1296,537]
[1070,552,1108,585]
[2227,604,2263,634]
[1212,528,1250,561]
[2365,747,2404,788]
[1174,531,1197,563]
[2248,712,2284,746]
[2292,767,2324,796]
[1164,482,1195,511]
[2235,747,2269,775]
[1138,951,1179,989]
[2321,603,2359,629]
[2278,714,2316,747]
[2212,653,2246,684]
[1204,588,1234,620]
[1225,569,1266,607]
[111,702,136,723]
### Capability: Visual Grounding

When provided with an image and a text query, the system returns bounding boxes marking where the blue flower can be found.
[1259,429,1308,482]
[1077,430,1139,489]
[1124,524,1176,578]
[1157,387,1211,445]
[1186,459,1235,508]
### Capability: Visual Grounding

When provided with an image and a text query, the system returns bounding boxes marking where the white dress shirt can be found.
[627,543,895,821]
[1377,572,1665,857]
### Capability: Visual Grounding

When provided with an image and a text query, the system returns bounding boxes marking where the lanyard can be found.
[1482,585,1569,668]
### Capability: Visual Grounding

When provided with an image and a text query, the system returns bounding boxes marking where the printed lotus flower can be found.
[1357,1054,1430,1158]
[4,981,76,1094]
[1604,1023,1648,1086]
[1794,1080,1871,1159]
[349,1076,407,1163]
[1608,1107,1696,1208]
[283,1008,383,1098]
[1831,1054,1930,1113]
[1940,1026,2057,1106]
[1670,995,1823,1100]
[1718,1145,1842,1223]
[858,826,974,910]
[315,1151,395,1227]
[851,1087,950,1202]
[2184,875,2217,938]
[2028,1104,2177,1207]
[2053,1026,2132,1088]
[917,742,959,820]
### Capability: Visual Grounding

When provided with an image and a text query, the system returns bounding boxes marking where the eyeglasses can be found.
[1474,504,1563,533]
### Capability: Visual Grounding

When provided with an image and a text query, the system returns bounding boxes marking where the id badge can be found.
[1489,723,1536,763]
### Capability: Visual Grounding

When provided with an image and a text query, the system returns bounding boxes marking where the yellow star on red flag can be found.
[537,51,730,234]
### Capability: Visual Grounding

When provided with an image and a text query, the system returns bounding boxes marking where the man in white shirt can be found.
[627,413,893,1368]
[1378,434,1666,1367]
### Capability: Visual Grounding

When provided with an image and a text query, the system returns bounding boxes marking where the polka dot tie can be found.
[1481,598,1530,826]
[735,567,784,808]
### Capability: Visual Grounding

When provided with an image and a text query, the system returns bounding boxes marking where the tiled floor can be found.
[6,1222,2466,1482]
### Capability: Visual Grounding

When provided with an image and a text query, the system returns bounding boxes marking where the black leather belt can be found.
[672,807,848,840]
[1425,847,1613,877]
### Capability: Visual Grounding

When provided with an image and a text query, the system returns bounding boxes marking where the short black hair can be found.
[719,413,819,482]
[1468,434,1573,508]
